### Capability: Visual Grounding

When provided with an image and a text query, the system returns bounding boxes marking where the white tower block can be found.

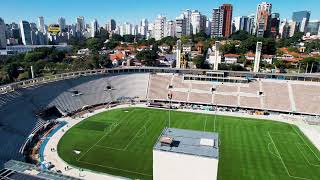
[254,42,262,73]
[176,40,182,68]
[213,41,221,71]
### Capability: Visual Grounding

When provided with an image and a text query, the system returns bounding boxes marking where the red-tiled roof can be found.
[110,53,125,61]
[224,54,240,57]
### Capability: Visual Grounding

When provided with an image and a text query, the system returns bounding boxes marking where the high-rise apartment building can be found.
[183,9,192,35]
[91,19,99,37]
[270,13,280,38]
[110,19,116,31]
[139,19,148,37]
[191,10,206,34]
[254,2,272,37]
[0,18,6,49]
[292,11,311,33]
[211,8,224,38]
[307,20,320,35]
[76,16,85,32]
[233,16,254,33]
[166,20,175,37]
[38,16,45,33]
[211,4,233,38]
[58,17,66,32]
[154,15,166,40]
[20,20,32,45]
[221,4,233,37]
[175,15,186,38]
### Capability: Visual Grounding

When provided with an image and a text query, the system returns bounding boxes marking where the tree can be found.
[86,38,103,52]
[220,43,238,54]
[230,30,252,41]
[136,50,158,66]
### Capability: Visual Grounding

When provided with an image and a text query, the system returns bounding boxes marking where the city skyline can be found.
[1,0,319,25]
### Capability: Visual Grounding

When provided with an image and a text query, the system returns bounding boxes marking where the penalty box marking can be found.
[291,124,320,161]
[268,132,311,180]
[296,144,320,167]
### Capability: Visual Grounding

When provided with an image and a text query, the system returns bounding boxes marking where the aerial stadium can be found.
[0,67,320,180]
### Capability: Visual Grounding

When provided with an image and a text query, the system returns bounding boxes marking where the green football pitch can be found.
[58,107,320,180]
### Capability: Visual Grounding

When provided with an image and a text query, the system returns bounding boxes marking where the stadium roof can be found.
[153,128,219,159]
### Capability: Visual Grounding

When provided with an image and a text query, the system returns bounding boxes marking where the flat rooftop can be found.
[153,128,219,159]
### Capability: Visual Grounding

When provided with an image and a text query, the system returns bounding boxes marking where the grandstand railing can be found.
[1,67,320,94]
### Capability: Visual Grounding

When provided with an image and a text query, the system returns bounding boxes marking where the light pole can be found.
[168,90,173,129]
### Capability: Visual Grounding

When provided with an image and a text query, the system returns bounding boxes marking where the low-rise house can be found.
[245,52,255,61]
[224,54,240,64]
[77,48,91,56]
[262,55,274,64]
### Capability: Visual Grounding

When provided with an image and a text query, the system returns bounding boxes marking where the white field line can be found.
[94,145,127,152]
[296,144,320,167]
[214,115,216,132]
[123,118,151,150]
[268,132,311,180]
[267,143,280,158]
[291,124,320,161]
[77,122,119,161]
[204,116,207,132]
[78,159,152,177]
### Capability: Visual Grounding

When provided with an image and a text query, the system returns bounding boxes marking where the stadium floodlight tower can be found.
[213,41,221,71]
[176,40,182,68]
[253,42,263,73]
[153,128,219,180]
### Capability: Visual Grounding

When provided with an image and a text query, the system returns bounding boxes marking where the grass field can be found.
[58,107,320,180]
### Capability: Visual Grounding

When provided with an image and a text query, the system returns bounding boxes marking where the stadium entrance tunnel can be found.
[36,106,63,120]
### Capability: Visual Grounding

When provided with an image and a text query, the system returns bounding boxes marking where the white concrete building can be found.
[91,19,99,37]
[166,20,175,37]
[139,19,148,37]
[153,128,219,180]
[38,16,45,33]
[154,15,166,40]
[191,10,202,34]
[120,22,132,36]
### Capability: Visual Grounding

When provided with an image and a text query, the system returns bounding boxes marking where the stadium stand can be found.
[0,68,319,169]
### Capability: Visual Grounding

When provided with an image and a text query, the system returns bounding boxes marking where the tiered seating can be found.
[110,73,149,100]
[213,94,238,106]
[189,93,212,104]
[262,82,291,111]
[171,91,188,102]
[191,83,213,91]
[292,84,320,114]
[240,97,261,109]
[172,75,189,89]
[216,84,238,93]
[148,74,171,100]
[240,82,260,94]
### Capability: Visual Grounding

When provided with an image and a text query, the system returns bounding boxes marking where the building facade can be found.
[254,2,272,37]
[211,4,233,38]
[20,21,32,45]
[154,15,166,40]
[0,18,6,49]
[38,16,45,33]
[292,11,311,33]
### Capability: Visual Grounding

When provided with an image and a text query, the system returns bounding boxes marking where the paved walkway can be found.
[43,104,320,180]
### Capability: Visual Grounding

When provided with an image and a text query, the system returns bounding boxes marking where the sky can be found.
[0,0,319,25]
